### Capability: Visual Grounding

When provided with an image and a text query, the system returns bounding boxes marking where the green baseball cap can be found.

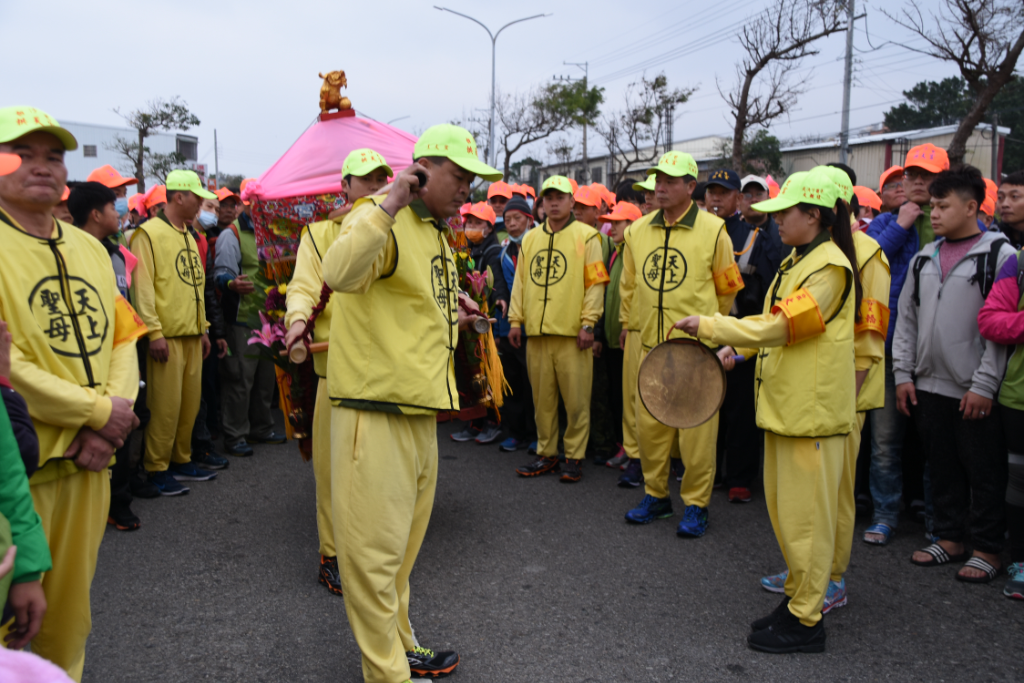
[166,169,217,199]
[813,165,854,203]
[751,170,840,213]
[647,151,698,179]
[632,176,656,192]
[342,148,393,178]
[413,124,502,182]
[0,106,78,151]
[540,175,573,195]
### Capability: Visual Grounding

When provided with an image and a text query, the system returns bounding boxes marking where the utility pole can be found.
[839,0,855,165]
[992,113,1000,180]
[213,128,220,190]
[562,61,590,183]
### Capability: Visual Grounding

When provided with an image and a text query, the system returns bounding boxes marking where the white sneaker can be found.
[474,425,502,444]
[450,428,477,442]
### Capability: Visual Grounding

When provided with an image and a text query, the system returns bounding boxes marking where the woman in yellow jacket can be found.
[675,169,860,654]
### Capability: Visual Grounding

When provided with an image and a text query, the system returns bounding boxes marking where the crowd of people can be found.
[0,104,1023,683]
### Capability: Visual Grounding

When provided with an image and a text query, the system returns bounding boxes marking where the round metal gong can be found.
[638,339,727,429]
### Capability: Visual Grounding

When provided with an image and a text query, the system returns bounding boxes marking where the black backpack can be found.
[911,237,1009,306]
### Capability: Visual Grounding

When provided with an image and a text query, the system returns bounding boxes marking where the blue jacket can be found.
[866,212,919,351]
[496,240,520,338]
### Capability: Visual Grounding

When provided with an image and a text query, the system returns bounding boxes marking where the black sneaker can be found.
[193,449,229,470]
[515,456,560,477]
[407,646,460,678]
[246,430,287,445]
[618,458,644,488]
[747,608,826,654]
[559,459,583,483]
[318,555,343,596]
[225,439,254,457]
[107,502,141,531]
[130,472,161,499]
[750,595,791,632]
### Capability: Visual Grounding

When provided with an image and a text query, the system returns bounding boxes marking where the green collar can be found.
[788,229,832,266]
[650,201,698,230]
[410,198,433,221]
[542,213,578,234]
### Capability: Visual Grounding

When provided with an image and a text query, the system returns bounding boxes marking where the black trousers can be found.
[498,336,536,442]
[110,341,151,510]
[1004,405,1024,563]
[605,347,624,447]
[914,390,1007,553]
[716,358,761,488]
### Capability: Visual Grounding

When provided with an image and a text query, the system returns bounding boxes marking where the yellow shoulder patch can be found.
[713,261,744,295]
[771,287,825,345]
[854,298,889,338]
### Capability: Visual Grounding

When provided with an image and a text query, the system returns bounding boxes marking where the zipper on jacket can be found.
[538,227,555,334]
[656,225,672,341]
[48,234,98,387]
[181,230,204,334]
[437,229,456,412]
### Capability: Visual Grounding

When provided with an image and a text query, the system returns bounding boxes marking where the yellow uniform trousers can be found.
[764,431,845,626]
[832,412,866,581]
[621,331,642,460]
[331,406,437,683]
[527,336,593,460]
[313,378,335,557]
[144,336,202,472]
[0,469,109,681]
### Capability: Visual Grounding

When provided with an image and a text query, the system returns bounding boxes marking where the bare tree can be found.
[721,0,846,171]
[597,74,694,188]
[106,97,200,192]
[469,87,576,177]
[885,0,1024,165]
[545,137,577,177]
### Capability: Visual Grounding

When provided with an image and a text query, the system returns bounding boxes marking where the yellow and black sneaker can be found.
[318,555,343,596]
[515,456,560,477]
[407,646,460,678]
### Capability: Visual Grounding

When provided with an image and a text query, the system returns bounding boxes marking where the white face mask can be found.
[507,232,524,244]
[197,210,217,229]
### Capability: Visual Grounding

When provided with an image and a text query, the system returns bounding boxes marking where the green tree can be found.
[106,96,201,192]
[146,152,189,185]
[741,129,784,176]
[546,79,605,182]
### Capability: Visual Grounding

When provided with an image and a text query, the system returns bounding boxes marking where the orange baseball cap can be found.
[487,181,513,200]
[128,194,146,214]
[510,184,528,197]
[568,178,578,194]
[879,165,903,191]
[765,175,780,199]
[904,144,949,174]
[600,201,643,222]
[982,177,998,215]
[0,152,21,176]
[60,186,69,201]
[86,164,138,188]
[215,187,241,203]
[574,185,602,207]
[853,186,882,212]
[145,185,166,210]
[240,177,257,205]
[522,185,536,199]
[464,201,496,225]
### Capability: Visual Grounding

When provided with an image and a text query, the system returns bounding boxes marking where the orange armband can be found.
[113,295,149,348]
[771,287,825,345]
[713,261,744,295]
[854,298,889,338]
[584,261,611,288]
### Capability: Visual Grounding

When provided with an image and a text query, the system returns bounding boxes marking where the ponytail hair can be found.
[797,201,863,321]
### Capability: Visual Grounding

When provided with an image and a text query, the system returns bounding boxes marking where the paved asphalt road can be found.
[86,421,1023,682]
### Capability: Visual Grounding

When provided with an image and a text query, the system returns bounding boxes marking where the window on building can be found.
[176,136,198,161]
[575,169,585,183]
[591,167,602,184]
[83,145,97,158]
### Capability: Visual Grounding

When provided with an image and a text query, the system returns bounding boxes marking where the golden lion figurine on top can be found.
[319,70,351,113]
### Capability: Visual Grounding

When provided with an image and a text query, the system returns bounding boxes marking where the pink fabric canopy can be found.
[246,113,417,200]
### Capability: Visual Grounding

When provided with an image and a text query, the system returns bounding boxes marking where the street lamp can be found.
[434,6,550,169]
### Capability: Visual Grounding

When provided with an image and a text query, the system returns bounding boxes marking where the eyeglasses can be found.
[742,192,766,200]
[882,181,903,192]
[903,169,936,182]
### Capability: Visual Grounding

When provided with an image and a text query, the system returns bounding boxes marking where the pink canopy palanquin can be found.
[246,113,417,200]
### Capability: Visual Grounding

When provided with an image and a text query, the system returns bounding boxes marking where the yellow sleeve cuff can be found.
[584,261,611,288]
[697,316,715,340]
[854,298,890,338]
[713,261,744,295]
[771,287,825,345]
[855,356,876,372]
[146,330,164,342]
[87,395,113,431]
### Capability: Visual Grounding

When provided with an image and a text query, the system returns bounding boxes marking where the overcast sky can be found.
[2,0,959,179]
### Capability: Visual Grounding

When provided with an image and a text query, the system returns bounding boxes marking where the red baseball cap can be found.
[0,153,21,176]
[904,144,949,174]
[464,201,496,225]
[487,181,513,200]
[459,202,472,217]
[600,201,643,222]
[574,185,602,208]
[853,186,882,212]
[86,164,138,188]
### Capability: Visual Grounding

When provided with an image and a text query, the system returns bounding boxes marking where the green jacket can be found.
[0,401,51,590]
[604,244,625,349]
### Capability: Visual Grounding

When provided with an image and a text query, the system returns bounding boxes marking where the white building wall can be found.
[61,121,191,194]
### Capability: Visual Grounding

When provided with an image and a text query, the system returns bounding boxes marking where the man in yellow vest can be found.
[0,106,143,680]
[322,124,498,683]
[131,170,217,496]
[507,175,610,483]
[619,152,743,536]
[284,148,391,597]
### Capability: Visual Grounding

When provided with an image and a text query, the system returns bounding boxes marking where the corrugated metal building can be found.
[781,123,1008,189]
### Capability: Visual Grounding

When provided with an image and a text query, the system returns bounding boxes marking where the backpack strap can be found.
[968,237,1009,298]
[911,254,929,307]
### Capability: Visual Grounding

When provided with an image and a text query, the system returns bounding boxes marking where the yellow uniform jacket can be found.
[323,197,458,415]
[130,214,207,339]
[508,218,609,337]
[852,230,890,412]
[286,218,343,378]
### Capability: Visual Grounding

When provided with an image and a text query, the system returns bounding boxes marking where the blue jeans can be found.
[868,357,905,528]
